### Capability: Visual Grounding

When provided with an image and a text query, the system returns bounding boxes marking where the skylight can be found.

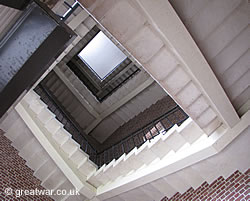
[78,31,127,80]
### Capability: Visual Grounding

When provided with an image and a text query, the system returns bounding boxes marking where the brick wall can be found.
[161,169,250,201]
[100,95,186,151]
[0,130,53,201]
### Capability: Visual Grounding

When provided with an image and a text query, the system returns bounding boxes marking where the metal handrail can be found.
[35,84,188,167]
[98,105,179,153]
[34,84,97,159]
[95,105,188,166]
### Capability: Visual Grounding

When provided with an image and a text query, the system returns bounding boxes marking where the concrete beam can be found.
[54,67,100,119]
[135,0,240,128]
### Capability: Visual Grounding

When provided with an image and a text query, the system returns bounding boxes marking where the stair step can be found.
[101,160,121,182]
[19,138,40,160]
[22,91,40,103]
[45,118,63,135]
[69,148,88,166]
[26,149,50,171]
[161,66,191,95]
[57,89,70,102]
[49,79,61,93]
[68,9,88,30]
[139,183,165,201]
[165,173,190,194]
[34,159,57,181]
[179,119,204,144]
[63,195,83,201]
[68,100,79,114]
[52,128,71,146]
[78,159,97,177]
[176,81,201,108]
[192,160,219,184]
[151,177,177,198]
[37,108,55,125]
[28,99,47,115]
[148,136,171,159]
[119,188,153,201]
[112,153,133,176]
[63,67,72,77]
[177,167,204,189]
[51,180,73,201]
[165,128,188,152]
[61,138,79,157]
[62,95,74,109]
[4,118,24,141]
[44,74,58,89]
[124,148,144,170]
[0,109,20,132]
[146,47,178,81]
[41,168,67,191]
[92,165,110,185]
[136,141,158,165]
[41,168,58,189]
[71,105,82,118]
[87,173,103,188]
[186,95,209,120]
[12,129,33,152]
[53,84,66,98]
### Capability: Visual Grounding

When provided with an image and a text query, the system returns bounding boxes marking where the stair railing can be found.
[34,84,188,167]
[34,84,97,162]
[96,105,188,166]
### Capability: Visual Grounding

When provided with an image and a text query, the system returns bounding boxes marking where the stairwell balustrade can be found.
[35,83,188,167]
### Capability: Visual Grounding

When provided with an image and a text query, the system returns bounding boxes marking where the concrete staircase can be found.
[1,88,249,200]
[28,90,211,187]
[0,4,20,38]
[38,0,167,143]
[20,91,97,181]
[0,107,87,201]
[79,0,243,134]
[42,68,166,142]
[100,123,250,201]
[170,0,250,113]
[0,89,208,200]
[0,1,248,201]
[2,90,212,198]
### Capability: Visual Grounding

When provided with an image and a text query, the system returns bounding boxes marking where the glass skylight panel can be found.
[78,31,127,80]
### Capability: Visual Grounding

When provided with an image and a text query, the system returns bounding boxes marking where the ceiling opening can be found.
[68,26,140,102]
[78,31,127,81]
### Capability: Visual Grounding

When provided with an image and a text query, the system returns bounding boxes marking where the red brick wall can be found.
[0,130,54,201]
[100,95,185,151]
[161,169,250,201]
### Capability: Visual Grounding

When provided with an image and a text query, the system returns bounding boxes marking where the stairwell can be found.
[1,89,249,200]
[0,110,87,201]
[0,0,249,200]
